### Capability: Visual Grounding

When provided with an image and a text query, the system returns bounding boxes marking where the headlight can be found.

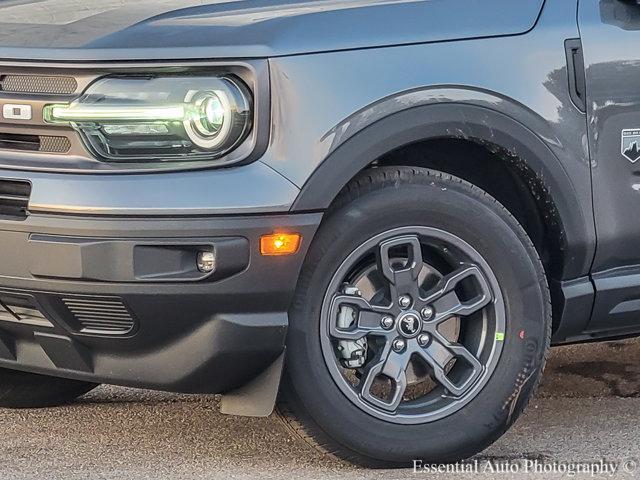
[43,75,252,163]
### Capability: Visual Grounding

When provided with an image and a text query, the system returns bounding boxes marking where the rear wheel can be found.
[278,167,550,466]
[0,368,98,408]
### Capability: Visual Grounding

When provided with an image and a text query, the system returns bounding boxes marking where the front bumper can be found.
[0,210,321,393]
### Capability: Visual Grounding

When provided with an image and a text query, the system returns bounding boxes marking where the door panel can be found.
[581,0,640,333]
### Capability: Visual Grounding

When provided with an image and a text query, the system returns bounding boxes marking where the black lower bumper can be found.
[0,212,322,393]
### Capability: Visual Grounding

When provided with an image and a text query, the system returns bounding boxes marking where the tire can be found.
[0,368,98,408]
[277,167,551,467]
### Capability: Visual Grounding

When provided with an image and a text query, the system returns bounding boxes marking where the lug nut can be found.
[380,316,394,330]
[421,306,435,320]
[398,295,412,309]
[392,338,406,352]
[417,333,431,347]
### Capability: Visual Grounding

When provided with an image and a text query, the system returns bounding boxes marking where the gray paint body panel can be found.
[578,0,640,336]
[0,0,543,60]
[0,161,299,215]
[580,0,640,273]
[263,0,594,279]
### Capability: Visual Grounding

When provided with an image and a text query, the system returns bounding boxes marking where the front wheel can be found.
[278,167,551,467]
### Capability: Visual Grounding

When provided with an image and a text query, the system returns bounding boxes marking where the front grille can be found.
[0,179,30,220]
[0,75,78,95]
[0,132,70,153]
[0,70,101,166]
[62,297,136,335]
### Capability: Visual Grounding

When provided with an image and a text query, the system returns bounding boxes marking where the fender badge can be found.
[622,129,640,163]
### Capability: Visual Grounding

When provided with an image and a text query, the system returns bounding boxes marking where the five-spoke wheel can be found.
[321,228,505,423]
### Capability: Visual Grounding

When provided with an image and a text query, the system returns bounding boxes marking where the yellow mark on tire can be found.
[495,332,505,341]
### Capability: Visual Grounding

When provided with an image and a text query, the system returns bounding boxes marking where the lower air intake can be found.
[0,179,30,220]
[0,132,71,153]
[62,297,136,335]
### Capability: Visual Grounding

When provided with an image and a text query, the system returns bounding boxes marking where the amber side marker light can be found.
[260,233,301,256]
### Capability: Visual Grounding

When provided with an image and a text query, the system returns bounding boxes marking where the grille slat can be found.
[65,305,129,312]
[0,180,30,220]
[64,303,129,309]
[79,319,134,325]
[73,315,134,322]
[67,310,131,317]
[0,132,39,151]
[82,327,134,334]
[80,322,136,329]
[63,299,131,307]
[78,320,134,329]
[76,320,135,325]
[0,194,29,205]
[69,307,130,318]
[71,310,131,317]
[0,75,77,95]
[62,297,136,335]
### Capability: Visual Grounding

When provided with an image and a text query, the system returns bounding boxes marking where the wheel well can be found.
[367,137,565,280]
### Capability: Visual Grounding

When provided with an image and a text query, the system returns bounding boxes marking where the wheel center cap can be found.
[397,312,422,338]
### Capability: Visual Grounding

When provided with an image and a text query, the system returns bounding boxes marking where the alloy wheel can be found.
[320,226,506,424]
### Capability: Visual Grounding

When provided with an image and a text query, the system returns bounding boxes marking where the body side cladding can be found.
[550,276,596,344]
[587,265,640,339]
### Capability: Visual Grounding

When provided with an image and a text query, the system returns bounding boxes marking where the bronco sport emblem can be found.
[621,129,640,163]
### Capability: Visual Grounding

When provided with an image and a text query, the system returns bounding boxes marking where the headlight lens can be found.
[44,75,252,163]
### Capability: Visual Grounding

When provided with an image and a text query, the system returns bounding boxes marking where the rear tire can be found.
[278,167,551,467]
[0,368,98,408]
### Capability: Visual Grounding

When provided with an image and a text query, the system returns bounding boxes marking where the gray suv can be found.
[0,0,637,467]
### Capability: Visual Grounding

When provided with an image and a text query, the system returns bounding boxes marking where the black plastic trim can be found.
[550,276,595,345]
[0,211,322,392]
[564,38,586,113]
[291,103,593,280]
[587,265,640,336]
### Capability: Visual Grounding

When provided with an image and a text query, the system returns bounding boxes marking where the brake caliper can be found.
[336,285,368,368]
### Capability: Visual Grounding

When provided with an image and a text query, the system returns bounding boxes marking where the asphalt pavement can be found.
[0,339,639,479]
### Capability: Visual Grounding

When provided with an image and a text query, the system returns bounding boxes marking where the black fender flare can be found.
[291,102,593,280]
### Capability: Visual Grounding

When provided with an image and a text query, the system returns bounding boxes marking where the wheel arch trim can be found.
[291,99,593,280]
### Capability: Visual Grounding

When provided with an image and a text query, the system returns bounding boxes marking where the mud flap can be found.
[219,351,285,417]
